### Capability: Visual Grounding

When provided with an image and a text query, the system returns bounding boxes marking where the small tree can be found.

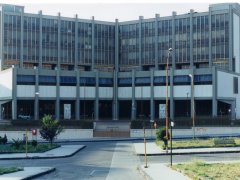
[40,115,63,146]
[156,127,170,149]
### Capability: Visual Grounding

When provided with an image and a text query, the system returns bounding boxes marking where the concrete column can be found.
[150,69,155,121]
[39,10,43,69]
[0,9,3,70]
[131,69,136,120]
[34,67,39,120]
[95,70,99,121]
[91,16,95,70]
[231,100,236,120]
[172,11,176,69]
[12,67,17,120]
[55,70,60,120]
[154,14,160,70]
[74,14,78,70]
[190,9,194,67]
[0,103,2,120]
[208,7,212,68]
[170,68,174,120]
[190,68,195,118]
[113,19,119,121]
[139,16,143,70]
[57,12,61,69]
[20,10,24,68]
[212,66,217,117]
[76,69,80,120]
[229,5,233,71]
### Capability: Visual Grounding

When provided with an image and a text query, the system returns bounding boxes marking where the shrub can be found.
[2,134,7,144]
[11,139,22,150]
[31,140,38,148]
[40,115,63,146]
[156,127,170,149]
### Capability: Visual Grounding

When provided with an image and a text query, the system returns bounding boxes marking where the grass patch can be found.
[156,138,240,149]
[0,167,23,175]
[172,160,240,180]
[0,144,60,153]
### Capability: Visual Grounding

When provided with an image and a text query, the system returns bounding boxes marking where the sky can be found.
[0,0,234,22]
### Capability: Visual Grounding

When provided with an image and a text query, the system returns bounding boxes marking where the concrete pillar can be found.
[150,69,155,121]
[229,5,233,71]
[190,9,194,67]
[76,69,80,120]
[57,12,61,69]
[212,66,217,117]
[139,16,143,70]
[12,67,17,120]
[74,14,78,70]
[131,69,136,120]
[0,104,2,120]
[170,68,174,120]
[208,7,212,68]
[39,10,43,69]
[55,70,60,120]
[34,67,39,120]
[154,14,160,70]
[172,11,177,69]
[190,68,195,118]
[91,16,95,70]
[95,70,99,121]
[113,19,119,121]
[20,9,24,68]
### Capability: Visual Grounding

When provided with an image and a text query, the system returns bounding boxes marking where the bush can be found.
[40,115,63,146]
[0,134,8,145]
[156,127,170,149]
[2,134,7,144]
[11,139,22,150]
[31,140,38,148]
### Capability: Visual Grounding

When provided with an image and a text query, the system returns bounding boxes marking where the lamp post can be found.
[170,121,174,166]
[189,74,195,139]
[165,48,173,141]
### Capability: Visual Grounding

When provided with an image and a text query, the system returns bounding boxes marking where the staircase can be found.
[93,121,130,137]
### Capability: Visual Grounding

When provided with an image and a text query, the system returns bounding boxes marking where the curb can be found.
[23,167,56,180]
[0,145,86,160]
[137,165,153,180]
[136,150,240,156]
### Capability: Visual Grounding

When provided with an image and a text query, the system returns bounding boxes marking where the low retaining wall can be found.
[130,127,240,138]
[0,129,93,142]
[1,127,240,140]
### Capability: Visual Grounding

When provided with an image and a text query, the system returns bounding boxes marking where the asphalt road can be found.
[1,141,240,180]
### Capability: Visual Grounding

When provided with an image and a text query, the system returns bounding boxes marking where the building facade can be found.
[0,3,240,122]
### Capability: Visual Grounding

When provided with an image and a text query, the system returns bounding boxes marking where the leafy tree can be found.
[40,115,63,146]
[156,127,170,149]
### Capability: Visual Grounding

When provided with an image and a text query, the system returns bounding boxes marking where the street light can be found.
[165,48,173,141]
[170,121,174,166]
[189,74,195,139]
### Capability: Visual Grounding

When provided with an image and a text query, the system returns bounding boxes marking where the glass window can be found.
[135,77,150,86]
[118,78,132,86]
[39,76,56,85]
[17,75,35,85]
[99,78,113,87]
[60,76,76,86]
[173,75,190,85]
[80,77,96,86]
[194,74,212,85]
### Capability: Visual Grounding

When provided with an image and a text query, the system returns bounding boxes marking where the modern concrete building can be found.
[0,3,240,123]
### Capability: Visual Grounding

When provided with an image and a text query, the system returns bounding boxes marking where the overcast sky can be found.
[1,0,234,22]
